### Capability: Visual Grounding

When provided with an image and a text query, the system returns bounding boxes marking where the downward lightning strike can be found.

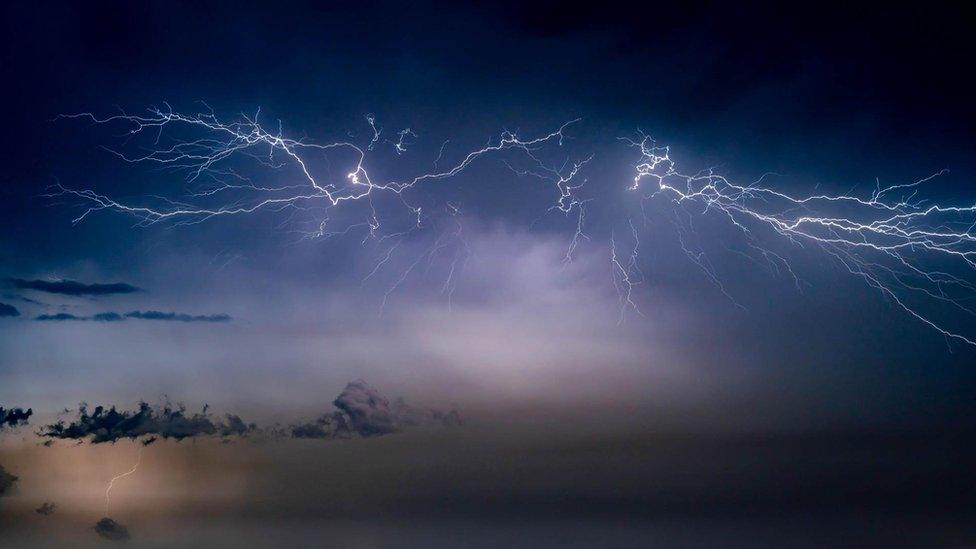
[104,446,143,516]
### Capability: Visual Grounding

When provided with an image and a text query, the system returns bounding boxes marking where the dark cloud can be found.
[291,380,461,439]
[35,313,99,322]
[94,517,130,541]
[33,310,231,322]
[5,278,141,296]
[35,502,56,515]
[39,402,255,444]
[124,310,231,322]
[290,412,351,439]
[0,407,33,429]
[219,414,258,437]
[93,312,124,322]
[0,302,20,317]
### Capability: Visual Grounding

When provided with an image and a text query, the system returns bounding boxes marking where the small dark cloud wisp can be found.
[34,310,231,323]
[35,502,56,515]
[125,310,231,322]
[5,278,141,296]
[0,302,20,317]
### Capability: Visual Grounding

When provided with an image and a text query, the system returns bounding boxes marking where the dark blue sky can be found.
[2,2,975,431]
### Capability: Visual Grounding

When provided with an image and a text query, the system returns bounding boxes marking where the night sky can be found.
[2,3,976,547]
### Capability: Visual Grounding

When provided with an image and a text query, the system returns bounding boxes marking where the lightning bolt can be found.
[48,105,976,347]
[624,133,976,347]
[610,219,645,324]
[48,107,582,228]
[104,446,142,517]
[48,106,584,308]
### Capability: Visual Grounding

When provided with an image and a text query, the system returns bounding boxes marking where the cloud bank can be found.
[39,402,255,444]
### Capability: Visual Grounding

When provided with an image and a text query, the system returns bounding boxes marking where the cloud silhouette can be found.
[0,302,19,317]
[35,502,56,515]
[39,402,255,444]
[0,407,32,429]
[6,278,141,296]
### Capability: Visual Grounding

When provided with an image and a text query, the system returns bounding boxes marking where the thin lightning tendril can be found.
[104,446,143,516]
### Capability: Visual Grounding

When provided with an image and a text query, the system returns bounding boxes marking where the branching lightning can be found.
[47,106,586,308]
[47,105,976,347]
[624,134,976,347]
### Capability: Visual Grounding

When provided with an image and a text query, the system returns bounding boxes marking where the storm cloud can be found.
[0,302,19,317]
[291,380,461,439]
[334,380,399,436]
[0,407,32,429]
[39,402,255,444]
[5,278,141,296]
[34,310,231,322]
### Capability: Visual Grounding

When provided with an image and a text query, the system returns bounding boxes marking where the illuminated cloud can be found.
[333,379,399,436]
[291,380,462,439]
